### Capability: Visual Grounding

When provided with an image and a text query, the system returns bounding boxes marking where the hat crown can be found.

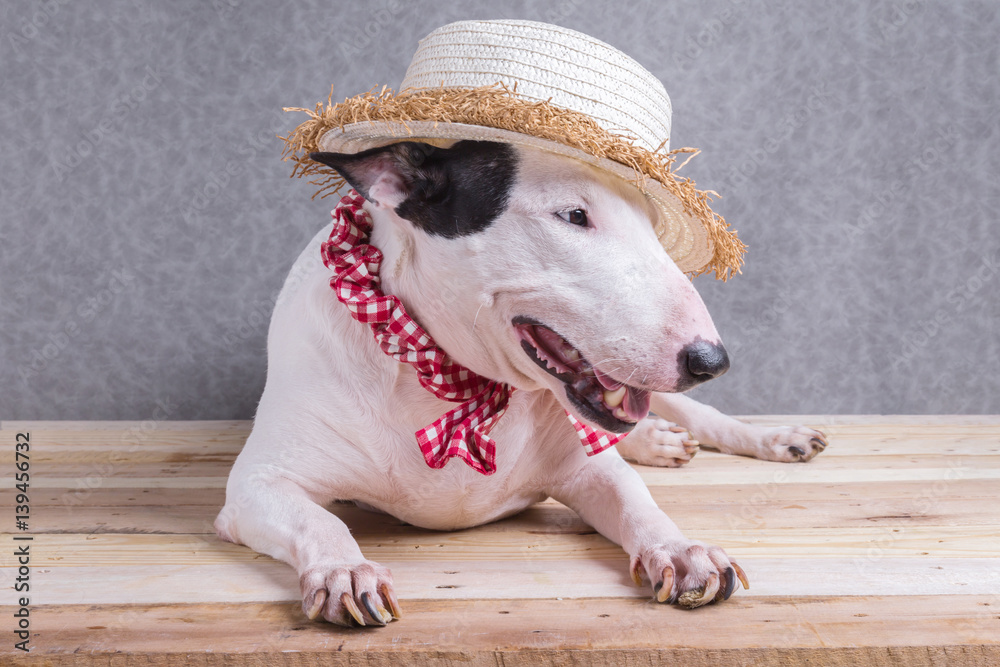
[400,20,673,153]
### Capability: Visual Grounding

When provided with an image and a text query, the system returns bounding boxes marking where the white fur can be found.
[215,146,826,625]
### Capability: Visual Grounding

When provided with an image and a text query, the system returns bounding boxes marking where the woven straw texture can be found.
[402,21,674,153]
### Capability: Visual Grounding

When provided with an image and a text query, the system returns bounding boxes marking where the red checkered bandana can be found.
[322,190,624,475]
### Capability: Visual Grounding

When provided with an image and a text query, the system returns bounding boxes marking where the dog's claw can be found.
[655,567,674,603]
[668,425,687,433]
[341,592,366,626]
[305,589,327,620]
[361,591,389,626]
[721,566,737,601]
[380,582,402,619]
[758,425,828,462]
[629,555,644,586]
[731,561,750,590]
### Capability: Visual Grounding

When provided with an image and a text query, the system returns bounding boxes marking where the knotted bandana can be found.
[322,190,624,475]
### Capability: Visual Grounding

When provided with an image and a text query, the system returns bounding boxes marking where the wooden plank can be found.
[2,597,998,666]
[25,461,239,477]
[635,464,1000,486]
[14,557,1000,605]
[25,476,229,489]
[734,414,1000,426]
[5,489,1000,543]
[2,417,998,664]
[4,524,999,569]
[0,486,227,507]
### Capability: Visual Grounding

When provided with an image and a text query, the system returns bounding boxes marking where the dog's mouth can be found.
[513,316,650,433]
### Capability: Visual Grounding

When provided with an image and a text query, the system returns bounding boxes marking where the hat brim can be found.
[317,120,711,274]
[280,85,745,279]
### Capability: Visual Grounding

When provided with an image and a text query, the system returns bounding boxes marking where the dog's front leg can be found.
[546,448,747,607]
[215,465,400,626]
[651,392,827,462]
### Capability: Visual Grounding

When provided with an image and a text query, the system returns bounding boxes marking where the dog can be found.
[214,139,827,626]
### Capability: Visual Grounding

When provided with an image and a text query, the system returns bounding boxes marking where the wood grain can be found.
[2,417,999,665]
[4,598,1000,666]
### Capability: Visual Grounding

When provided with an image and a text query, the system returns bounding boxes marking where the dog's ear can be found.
[311,140,516,238]
[310,142,442,209]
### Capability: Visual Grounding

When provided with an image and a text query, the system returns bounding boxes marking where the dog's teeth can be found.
[613,406,636,422]
[565,348,580,362]
[603,386,626,408]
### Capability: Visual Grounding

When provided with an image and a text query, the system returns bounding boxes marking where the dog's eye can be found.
[557,209,588,227]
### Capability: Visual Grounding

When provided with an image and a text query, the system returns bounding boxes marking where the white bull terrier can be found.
[215,140,827,626]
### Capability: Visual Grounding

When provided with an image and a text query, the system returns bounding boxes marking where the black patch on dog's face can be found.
[310,141,516,238]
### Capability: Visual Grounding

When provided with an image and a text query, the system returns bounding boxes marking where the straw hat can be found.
[281,19,745,279]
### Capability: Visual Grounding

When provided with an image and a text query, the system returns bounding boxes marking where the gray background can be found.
[2,0,997,420]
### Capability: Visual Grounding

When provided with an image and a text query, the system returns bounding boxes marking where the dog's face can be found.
[312,141,728,433]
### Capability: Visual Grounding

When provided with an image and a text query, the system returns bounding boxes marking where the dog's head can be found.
[312,140,728,433]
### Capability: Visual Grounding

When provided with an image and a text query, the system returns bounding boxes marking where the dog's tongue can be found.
[622,386,651,421]
[595,368,650,422]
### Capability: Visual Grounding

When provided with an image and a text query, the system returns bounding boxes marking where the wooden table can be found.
[2,417,999,665]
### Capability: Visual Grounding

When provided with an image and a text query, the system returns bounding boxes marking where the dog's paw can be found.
[299,559,401,627]
[757,425,828,462]
[616,417,700,467]
[629,539,748,608]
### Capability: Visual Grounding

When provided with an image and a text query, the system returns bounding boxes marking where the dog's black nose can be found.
[683,341,730,382]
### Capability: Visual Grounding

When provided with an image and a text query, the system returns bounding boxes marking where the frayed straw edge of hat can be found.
[279,84,746,280]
